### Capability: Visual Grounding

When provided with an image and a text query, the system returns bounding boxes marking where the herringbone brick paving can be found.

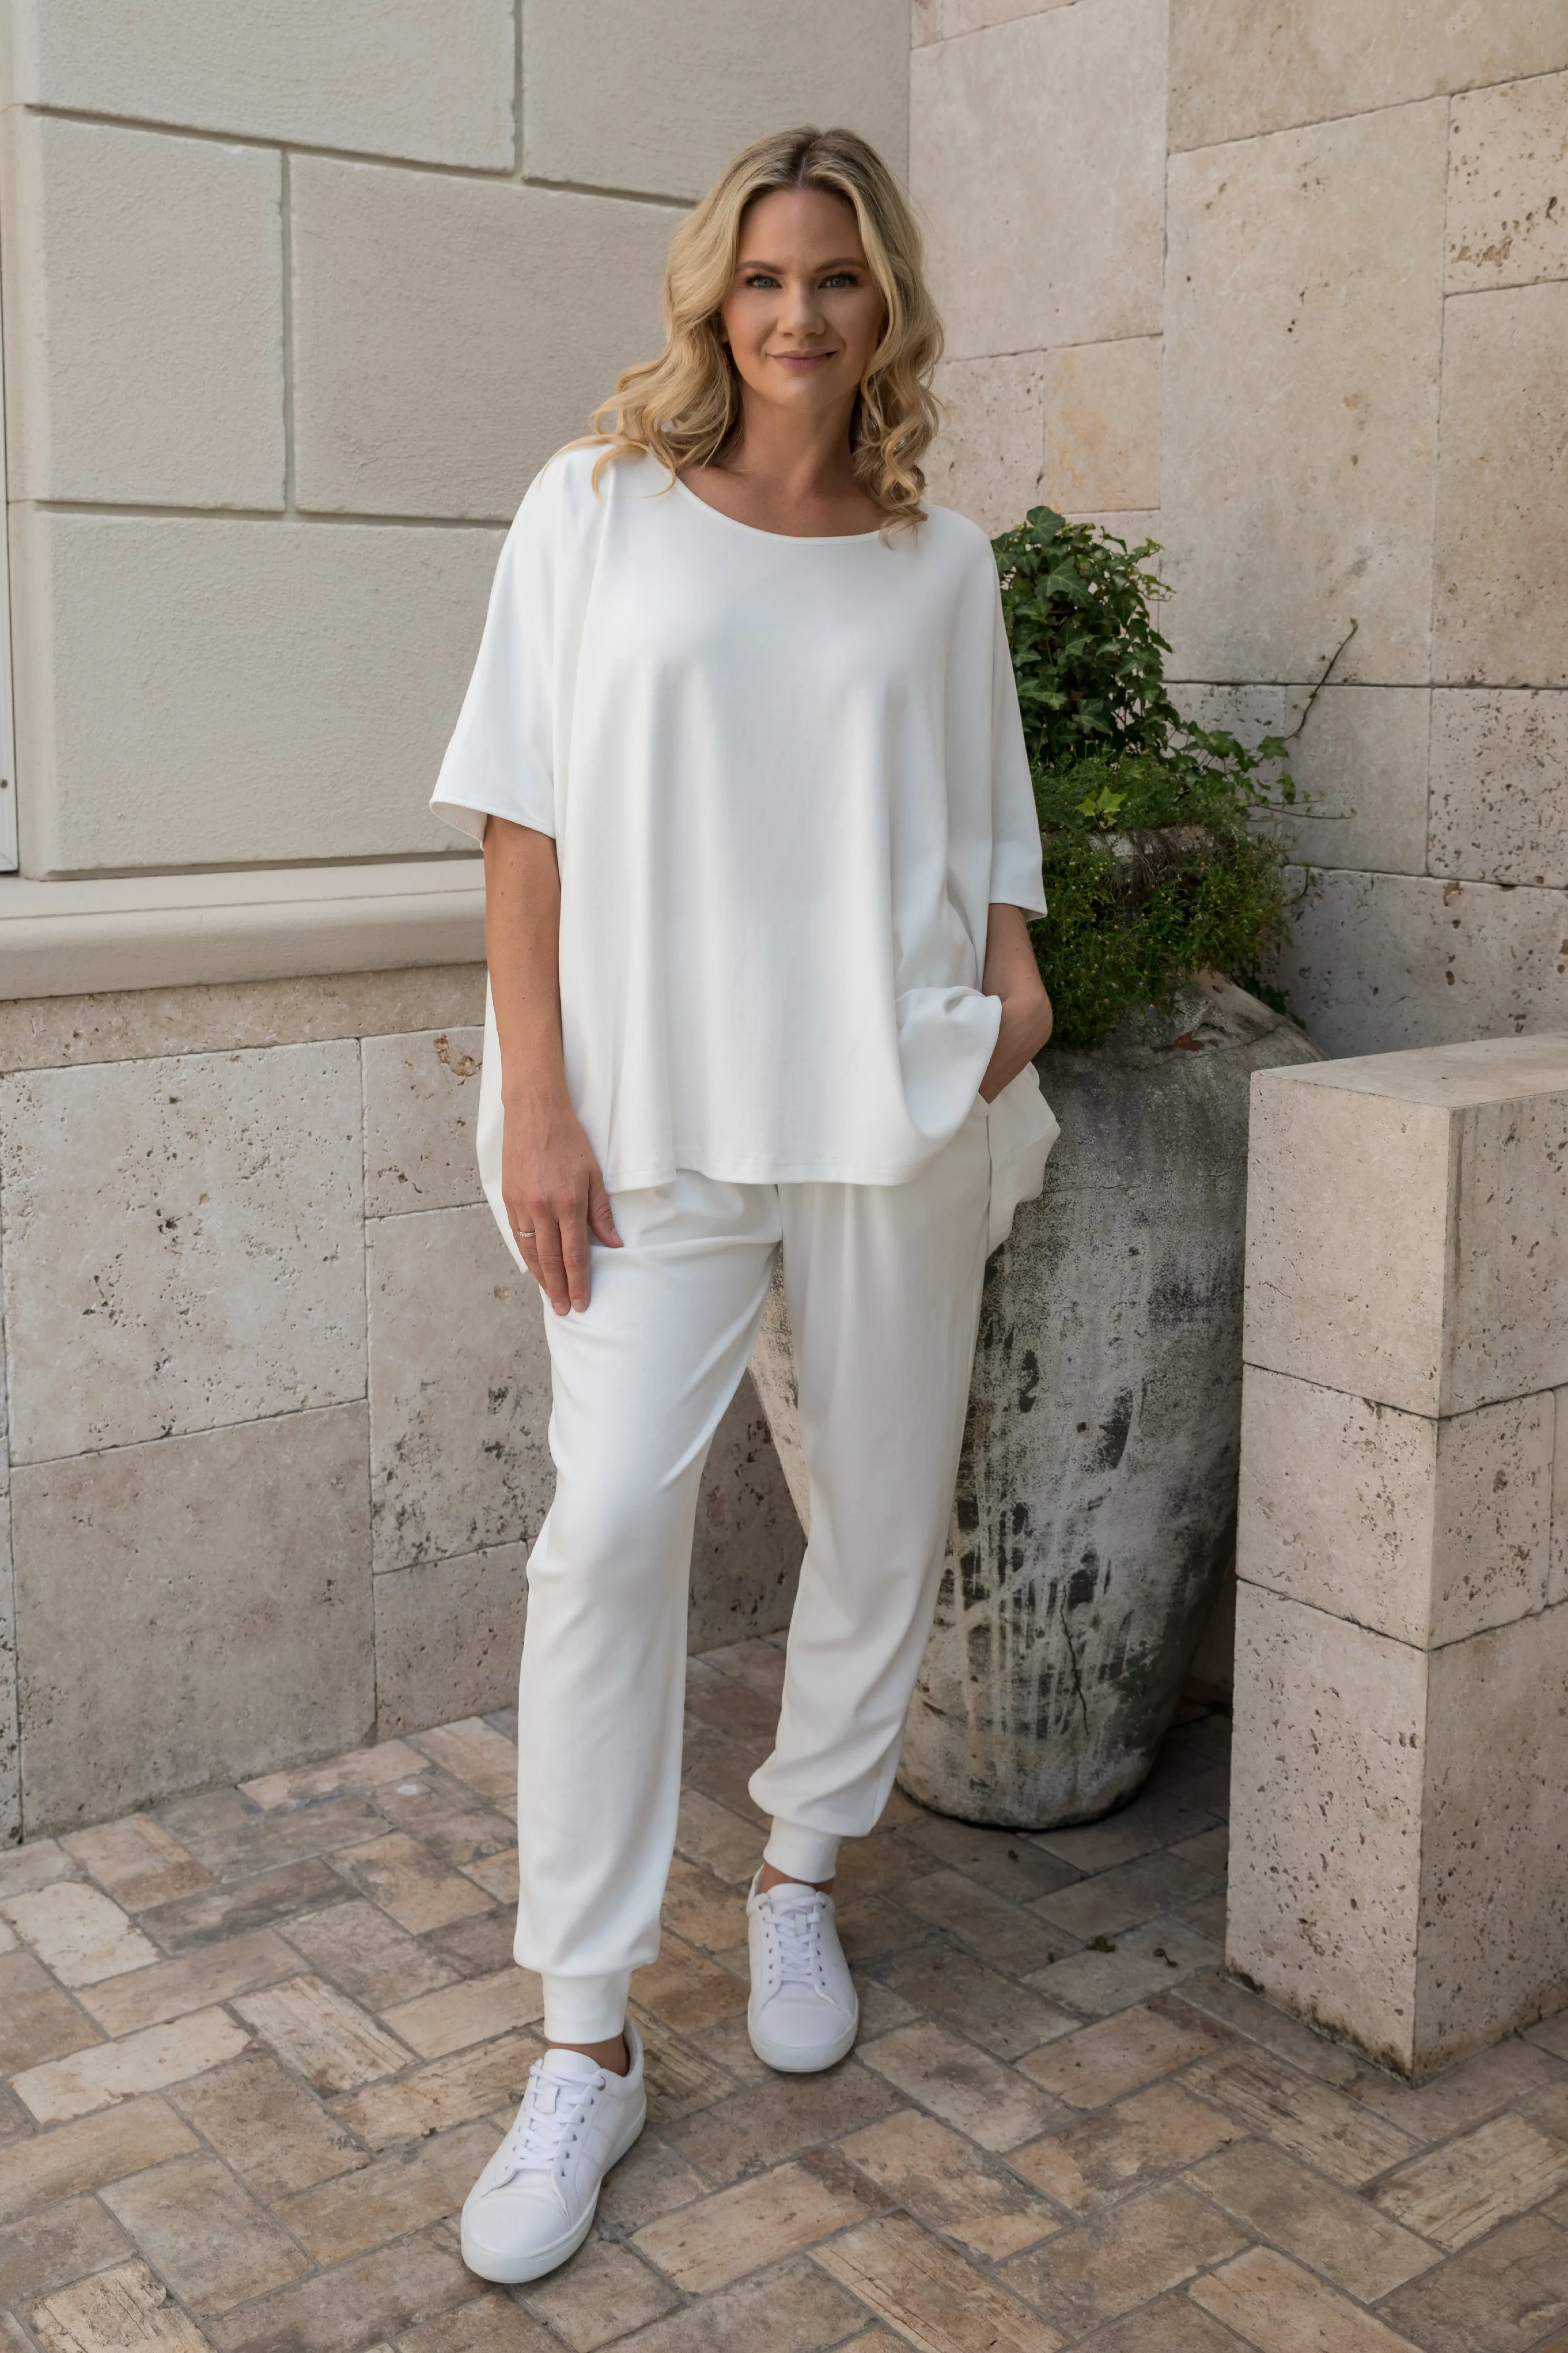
[4,1635,1568,2350]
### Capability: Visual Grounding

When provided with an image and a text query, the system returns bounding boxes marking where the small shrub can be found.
[995,505,1180,769]
[994,507,1297,1050]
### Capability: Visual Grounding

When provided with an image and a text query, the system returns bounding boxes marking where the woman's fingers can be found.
[516,1234,545,1292]
[506,1144,616,1315]
[518,1193,594,1314]
[558,1192,595,1312]
[587,1173,622,1248]
[529,1210,573,1316]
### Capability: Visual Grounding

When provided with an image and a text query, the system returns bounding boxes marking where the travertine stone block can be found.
[1233,1038,1568,2076]
[372,1544,528,1737]
[1232,1591,1568,2077]
[1162,106,1445,686]
[1419,1607,1568,2063]
[0,1882,157,1985]
[1246,1080,1446,1415]
[1039,339,1161,517]
[1434,284,1568,689]
[233,1976,412,2093]
[1429,690,1568,889]
[0,967,485,1078]
[9,0,515,168]
[1,116,283,509]
[522,0,909,200]
[689,1378,803,1653]
[366,1204,552,1575]
[1275,685,1430,878]
[1,1286,16,1842]
[943,0,1076,30]
[291,162,679,520]
[1,1043,363,1460]
[1170,684,1285,749]
[29,2261,213,2352]
[1221,1591,1399,2075]
[1245,1039,1568,1415]
[1169,0,1566,154]
[925,356,1045,538]
[15,2004,252,2123]
[0,1491,16,1847]
[0,1309,10,1500]
[9,1406,373,1832]
[910,0,1166,360]
[1065,509,1160,551]
[1239,1367,1552,1647]
[362,1029,483,1220]
[1448,72,1568,294]
[1269,870,1568,1060]
[1556,1390,1568,1610]
[9,511,498,875]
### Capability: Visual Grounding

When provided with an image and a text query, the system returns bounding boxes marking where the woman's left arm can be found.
[978,904,1054,1102]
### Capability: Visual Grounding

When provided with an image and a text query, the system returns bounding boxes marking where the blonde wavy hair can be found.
[582,126,943,529]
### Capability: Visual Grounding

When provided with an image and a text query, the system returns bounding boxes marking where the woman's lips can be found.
[772,349,836,369]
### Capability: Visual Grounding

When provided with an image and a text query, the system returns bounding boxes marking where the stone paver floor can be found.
[4,1639,1568,2351]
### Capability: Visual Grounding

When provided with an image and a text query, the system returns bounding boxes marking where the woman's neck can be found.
[682,402,883,538]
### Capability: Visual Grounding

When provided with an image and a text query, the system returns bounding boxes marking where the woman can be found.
[430,124,1056,2286]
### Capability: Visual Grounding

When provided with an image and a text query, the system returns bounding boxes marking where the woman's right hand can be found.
[502,1092,621,1315]
[484,815,621,1315]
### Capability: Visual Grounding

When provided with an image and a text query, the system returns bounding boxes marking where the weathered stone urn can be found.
[747,970,1323,1829]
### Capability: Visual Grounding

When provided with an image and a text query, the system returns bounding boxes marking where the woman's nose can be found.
[780,280,825,336]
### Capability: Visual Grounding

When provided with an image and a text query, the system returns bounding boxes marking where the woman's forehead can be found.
[736,185,864,260]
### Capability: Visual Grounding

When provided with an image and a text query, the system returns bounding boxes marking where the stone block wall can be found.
[0,0,910,879]
[0,971,803,1845]
[909,3,1568,1058]
[1229,1039,1568,2077]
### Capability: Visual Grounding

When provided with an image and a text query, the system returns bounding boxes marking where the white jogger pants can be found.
[512,1100,1000,2043]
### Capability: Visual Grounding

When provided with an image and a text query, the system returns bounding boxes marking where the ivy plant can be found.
[994,506,1299,1050]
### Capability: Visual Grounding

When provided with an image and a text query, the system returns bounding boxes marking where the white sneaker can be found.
[746,1871,859,2074]
[460,2021,646,2284]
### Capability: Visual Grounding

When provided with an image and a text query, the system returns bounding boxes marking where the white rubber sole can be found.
[459,2097,647,2285]
[747,2004,859,2075]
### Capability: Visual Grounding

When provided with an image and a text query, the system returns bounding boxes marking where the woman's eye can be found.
[744,273,781,289]
[823,273,856,288]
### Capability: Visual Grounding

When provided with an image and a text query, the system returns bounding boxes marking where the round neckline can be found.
[671,474,886,545]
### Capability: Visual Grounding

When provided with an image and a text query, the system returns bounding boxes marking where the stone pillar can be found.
[1228,1035,1568,2080]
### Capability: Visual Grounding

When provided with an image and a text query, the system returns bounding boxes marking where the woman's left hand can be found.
[978,903,1054,1102]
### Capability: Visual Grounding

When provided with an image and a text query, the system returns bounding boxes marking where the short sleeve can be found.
[986,580,1048,914]
[429,461,563,843]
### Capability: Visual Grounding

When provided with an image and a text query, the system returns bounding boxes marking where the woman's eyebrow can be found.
[735,255,866,272]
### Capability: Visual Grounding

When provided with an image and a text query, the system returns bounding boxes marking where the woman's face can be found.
[718,186,885,421]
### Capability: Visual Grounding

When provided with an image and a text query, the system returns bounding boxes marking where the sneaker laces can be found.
[768,1889,828,1991]
[498,2057,603,2179]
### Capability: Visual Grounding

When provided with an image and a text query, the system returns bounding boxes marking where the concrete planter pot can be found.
[747,970,1322,1830]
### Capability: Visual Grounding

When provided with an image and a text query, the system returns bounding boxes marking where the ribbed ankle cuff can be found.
[764,1819,842,1884]
[540,1969,632,2044]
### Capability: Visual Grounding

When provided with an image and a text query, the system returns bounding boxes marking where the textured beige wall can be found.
[0,0,909,881]
[0,970,802,1841]
[912,4,1568,1058]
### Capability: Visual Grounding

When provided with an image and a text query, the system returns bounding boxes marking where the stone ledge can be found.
[0,858,485,998]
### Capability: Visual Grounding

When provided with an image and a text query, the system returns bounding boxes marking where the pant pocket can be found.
[986,1064,1061,1252]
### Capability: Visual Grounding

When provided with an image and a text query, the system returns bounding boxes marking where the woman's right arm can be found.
[484,815,620,1314]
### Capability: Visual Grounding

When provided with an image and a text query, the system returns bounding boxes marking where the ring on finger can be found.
[515,1227,535,1240]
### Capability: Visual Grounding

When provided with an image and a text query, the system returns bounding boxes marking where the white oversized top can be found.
[431,445,1049,1194]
